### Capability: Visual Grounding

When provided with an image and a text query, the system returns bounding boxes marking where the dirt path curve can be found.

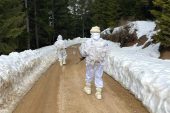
[13,45,149,113]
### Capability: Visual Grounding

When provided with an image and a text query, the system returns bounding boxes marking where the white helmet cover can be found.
[57,35,63,40]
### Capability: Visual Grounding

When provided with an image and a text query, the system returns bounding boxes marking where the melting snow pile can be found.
[0,46,57,113]
[0,37,87,113]
[104,41,170,113]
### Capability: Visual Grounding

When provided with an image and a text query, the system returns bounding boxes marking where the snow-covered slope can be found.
[102,21,157,40]
[102,21,158,48]
[128,21,156,39]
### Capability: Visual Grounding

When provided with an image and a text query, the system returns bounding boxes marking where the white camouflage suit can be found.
[54,35,67,66]
[79,31,108,88]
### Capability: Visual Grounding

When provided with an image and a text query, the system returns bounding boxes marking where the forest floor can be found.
[13,45,149,113]
[160,47,170,59]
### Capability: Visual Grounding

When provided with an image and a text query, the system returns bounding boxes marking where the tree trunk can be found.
[82,15,85,38]
[25,0,30,49]
[34,0,39,48]
[52,0,55,43]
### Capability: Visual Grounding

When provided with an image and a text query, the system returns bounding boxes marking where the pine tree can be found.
[0,0,25,54]
[28,0,54,48]
[24,0,31,49]
[151,0,170,47]
[68,0,93,37]
[117,0,136,18]
[36,0,54,47]
[90,0,120,30]
[91,0,106,29]
[116,0,152,20]
[53,0,70,39]
[135,0,153,19]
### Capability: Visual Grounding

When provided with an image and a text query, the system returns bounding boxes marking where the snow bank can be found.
[104,41,170,113]
[66,37,88,47]
[0,46,57,113]
[0,37,87,113]
[1,36,169,113]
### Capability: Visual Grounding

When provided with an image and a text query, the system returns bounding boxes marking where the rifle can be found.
[76,57,86,64]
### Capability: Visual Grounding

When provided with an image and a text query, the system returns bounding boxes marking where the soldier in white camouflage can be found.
[79,26,108,100]
[54,35,67,66]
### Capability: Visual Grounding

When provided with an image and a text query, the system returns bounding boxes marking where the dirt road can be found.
[13,45,149,113]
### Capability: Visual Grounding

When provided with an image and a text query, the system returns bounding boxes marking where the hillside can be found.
[101,21,170,59]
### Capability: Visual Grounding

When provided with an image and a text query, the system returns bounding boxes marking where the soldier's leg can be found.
[84,64,94,94]
[62,50,67,65]
[94,64,104,99]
